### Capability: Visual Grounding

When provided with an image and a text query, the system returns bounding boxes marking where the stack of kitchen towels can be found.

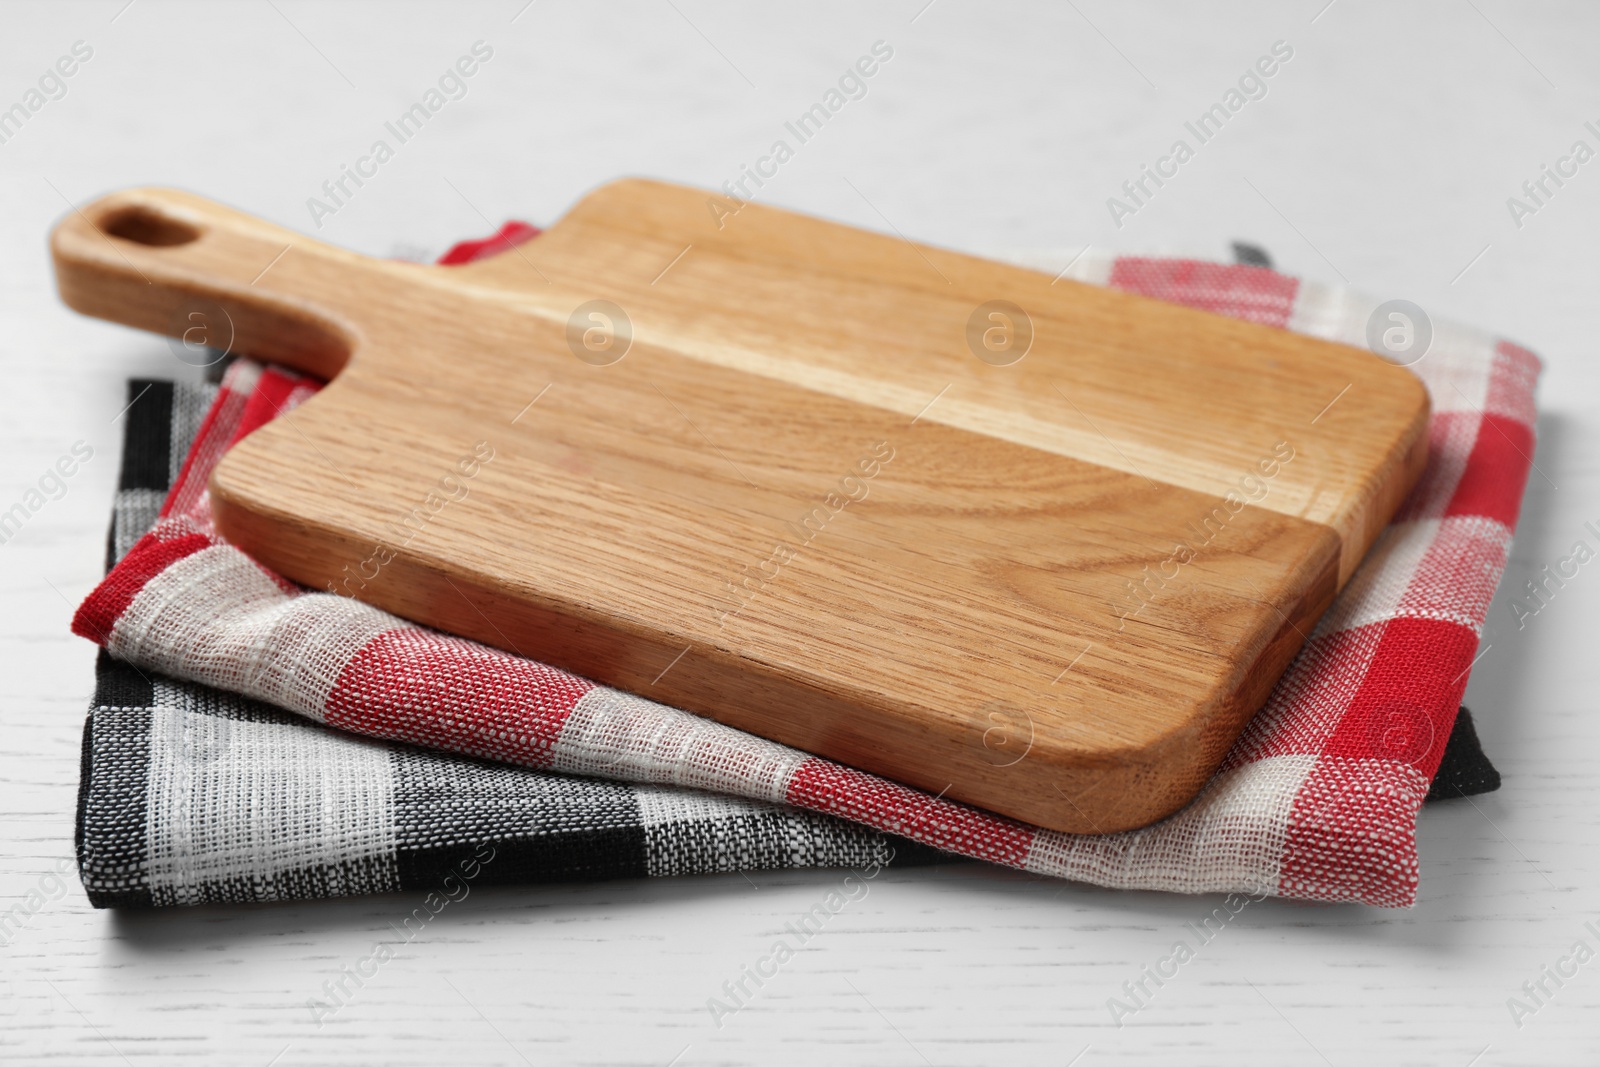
[72,229,1531,908]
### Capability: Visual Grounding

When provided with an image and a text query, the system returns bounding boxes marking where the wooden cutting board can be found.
[51,180,1429,834]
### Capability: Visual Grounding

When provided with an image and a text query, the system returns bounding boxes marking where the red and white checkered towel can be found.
[72,241,1539,907]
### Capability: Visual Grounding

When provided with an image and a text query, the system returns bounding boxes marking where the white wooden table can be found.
[3,2,1597,1063]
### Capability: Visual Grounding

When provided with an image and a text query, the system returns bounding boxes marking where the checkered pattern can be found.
[79,661,923,907]
[74,237,1536,907]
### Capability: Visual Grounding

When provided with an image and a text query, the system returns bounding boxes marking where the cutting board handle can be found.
[50,187,358,379]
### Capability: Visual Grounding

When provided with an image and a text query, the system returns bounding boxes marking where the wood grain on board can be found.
[50,179,1429,832]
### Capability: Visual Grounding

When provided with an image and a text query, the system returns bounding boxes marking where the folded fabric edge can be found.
[75,651,951,909]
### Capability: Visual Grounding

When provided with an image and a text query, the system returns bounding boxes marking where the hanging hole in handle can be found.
[101,204,201,247]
